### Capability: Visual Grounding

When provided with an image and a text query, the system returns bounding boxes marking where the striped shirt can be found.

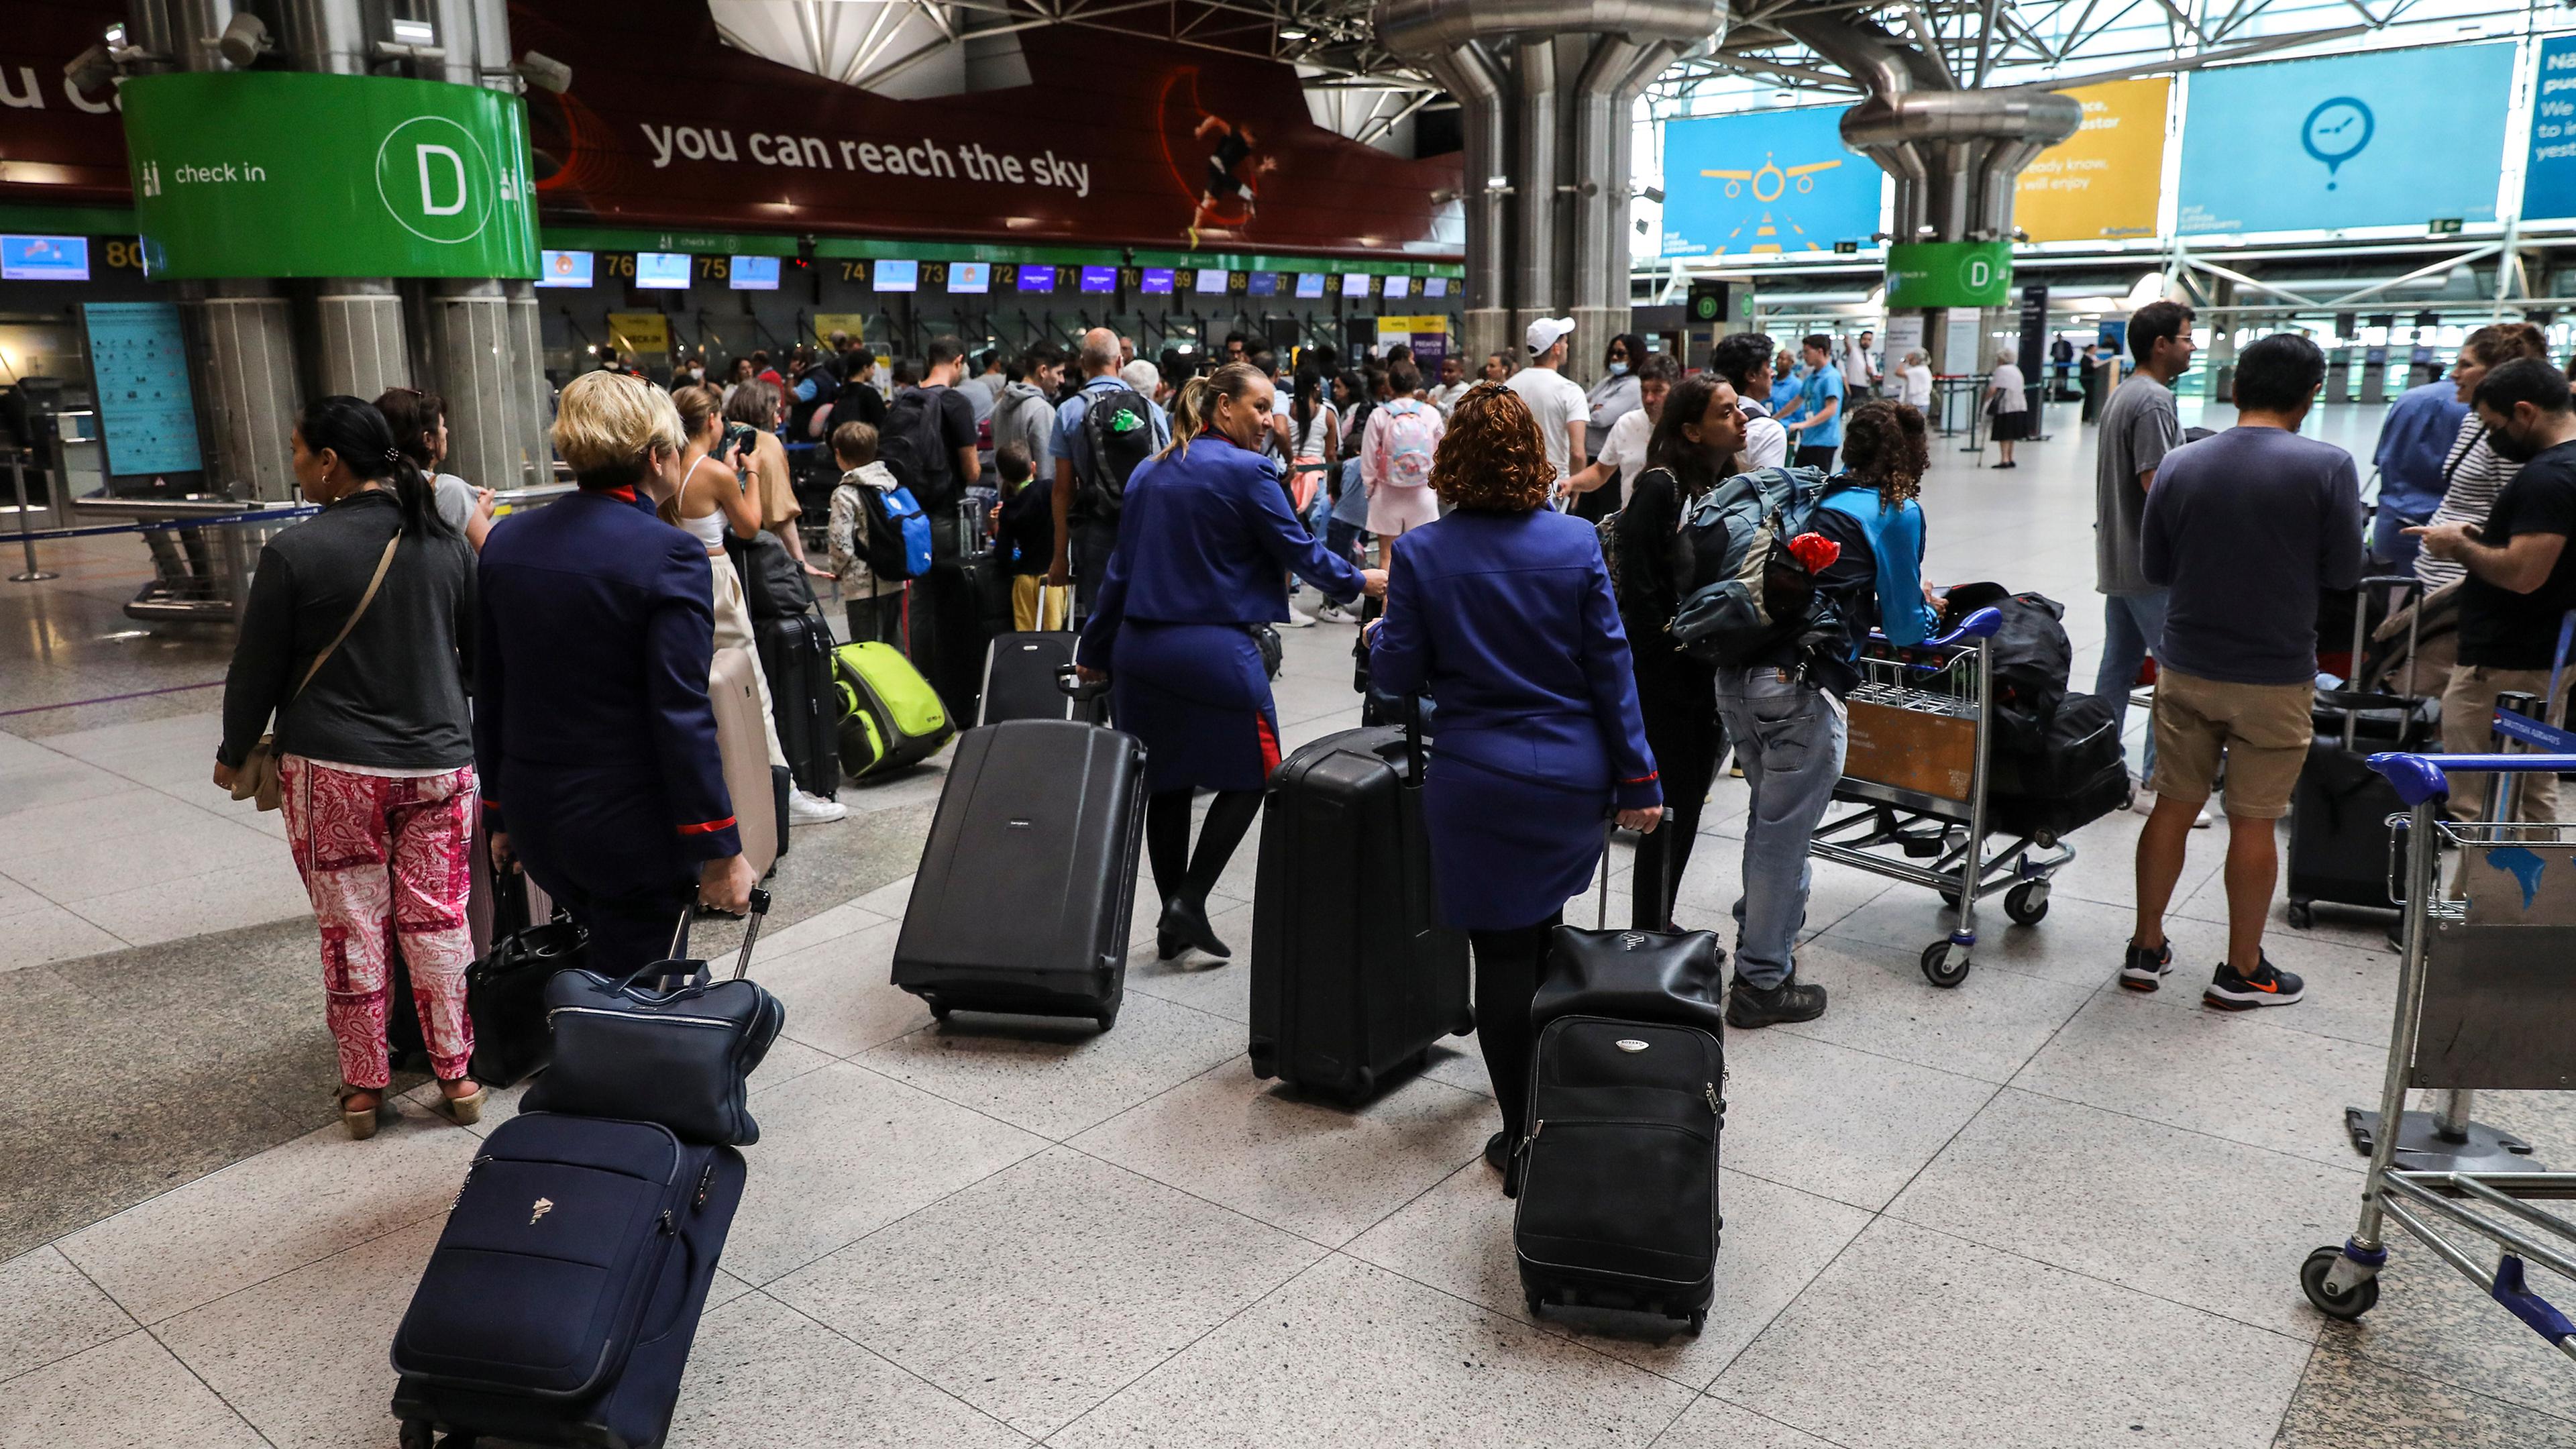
[2416,416,2514,591]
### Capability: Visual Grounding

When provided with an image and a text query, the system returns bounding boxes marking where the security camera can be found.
[217,11,269,67]
[515,50,573,94]
[63,44,117,93]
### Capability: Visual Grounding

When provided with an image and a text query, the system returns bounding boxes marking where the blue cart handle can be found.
[1876,606,2002,651]
[2367,751,2576,806]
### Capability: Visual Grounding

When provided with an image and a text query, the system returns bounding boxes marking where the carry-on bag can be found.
[390,1112,747,1449]
[708,648,782,879]
[389,900,588,1089]
[1986,694,2131,843]
[979,603,1104,726]
[833,639,955,781]
[1513,1014,1724,1334]
[892,720,1147,1030]
[523,890,785,1145]
[755,608,841,800]
[1248,706,1472,1103]
[1536,830,1727,1040]
[2288,576,2436,926]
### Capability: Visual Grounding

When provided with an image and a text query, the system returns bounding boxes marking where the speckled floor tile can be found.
[1716,1025,1999,1211]
[771,1146,1322,1438]
[1122,899,1256,1023]
[1653,1396,1845,1448]
[2312,1218,2576,1423]
[755,917,936,1058]
[0,1245,136,1388]
[1768,933,2095,1084]
[0,1329,268,1448]
[2277,1336,2576,1447]
[663,1291,1028,1449]
[858,991,1244,1140]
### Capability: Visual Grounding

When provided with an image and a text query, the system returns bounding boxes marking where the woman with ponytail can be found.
[375,387,496,550]
[215,394,482,1138]
[1073,362,1386,961]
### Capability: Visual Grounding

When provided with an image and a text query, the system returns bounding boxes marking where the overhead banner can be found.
[2524,36,2576,219]
[1660,107,1880,258]
[2015,78,2168,243]
[120,72,540,280]
[2177,44,2514,235]
[1886,240,2012,309]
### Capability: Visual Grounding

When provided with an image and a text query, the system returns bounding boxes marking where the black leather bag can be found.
[729,531,816,621]
[524,891,786,1144]
[1536,826,1728,1040]
[388,873,587,1087]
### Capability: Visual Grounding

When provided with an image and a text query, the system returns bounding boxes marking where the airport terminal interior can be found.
[9,0,2576,1446]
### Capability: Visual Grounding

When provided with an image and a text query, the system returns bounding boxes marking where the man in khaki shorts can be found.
[2125,334,2365,1010]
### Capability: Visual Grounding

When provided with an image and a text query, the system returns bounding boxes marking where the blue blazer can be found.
[475,489,743,861]
[1370,508,1660,810]
[1076,433,1365,667]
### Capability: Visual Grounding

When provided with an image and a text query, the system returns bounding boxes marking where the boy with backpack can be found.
[825,421,932,647]
[991,441,1063,631]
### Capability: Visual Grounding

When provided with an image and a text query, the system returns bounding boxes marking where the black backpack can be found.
[1077,385,1159,518]
[881,386,956,512]
[1937,582,2072,750]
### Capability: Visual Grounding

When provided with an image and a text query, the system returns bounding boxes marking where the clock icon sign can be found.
[2302,97,2374,189]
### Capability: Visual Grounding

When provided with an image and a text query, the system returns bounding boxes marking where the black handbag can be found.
[1536,824,1729,1039]
[524,890,786,1145]
[729,531,817,620]
[387,871,587,1087]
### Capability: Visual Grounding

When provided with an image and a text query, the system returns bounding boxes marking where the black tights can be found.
[1468,912,1560,1141]
[1144,788,1263,910]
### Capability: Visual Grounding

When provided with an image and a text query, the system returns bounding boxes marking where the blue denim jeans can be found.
[1713,665,1849,989]
[2092,590,2169,778]
[1325,519,1363,569]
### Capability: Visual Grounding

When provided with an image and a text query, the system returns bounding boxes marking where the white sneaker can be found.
[2128,775,2156,814]
[788,790,847,825]
[2192,802,2214,829]
[1276,610,1315,629]
[1313,602,1362,625]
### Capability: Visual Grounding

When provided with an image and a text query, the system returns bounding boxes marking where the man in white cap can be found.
[1506,317,1589,497]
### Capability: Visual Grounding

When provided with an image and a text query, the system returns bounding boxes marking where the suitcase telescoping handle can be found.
[1403,692,1426,789]
[1596,817,1679,931]
[1055,661,1112,704]
[633,887,772,988]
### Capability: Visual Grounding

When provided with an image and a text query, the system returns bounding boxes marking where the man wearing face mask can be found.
[2411,356,2576,823]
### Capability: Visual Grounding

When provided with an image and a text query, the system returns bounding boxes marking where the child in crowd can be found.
[993,440,1065,630]
[824,421,910,646]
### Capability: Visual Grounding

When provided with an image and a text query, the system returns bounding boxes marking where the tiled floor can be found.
[7,400,2575,1448]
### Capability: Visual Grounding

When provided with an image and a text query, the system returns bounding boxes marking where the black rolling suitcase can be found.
[979,627,1104,726]
[892,720,1146,1030]
[390,1113,746,1449]
[755,608,840,800]
[1248,714,1472,1104]
[2287,576,2434,928]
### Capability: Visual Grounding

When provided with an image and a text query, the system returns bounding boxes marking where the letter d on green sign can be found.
[1884,240,2014,310]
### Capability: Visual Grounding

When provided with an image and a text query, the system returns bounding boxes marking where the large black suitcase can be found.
[978,631,1104,727]
[755,609,840,800]
[892,720,1146,1030]
[391,1113,746,1449]
[1248,721,1472,1103]
[1515,1015,1723,1334]
[2286,735,2408,926]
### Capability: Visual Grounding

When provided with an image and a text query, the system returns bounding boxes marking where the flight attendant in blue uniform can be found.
[1075,362,1385,961]
[477,372,757,974]
[1367,382,1663,1184]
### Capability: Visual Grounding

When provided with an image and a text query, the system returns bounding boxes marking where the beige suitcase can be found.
[710,647,780,879]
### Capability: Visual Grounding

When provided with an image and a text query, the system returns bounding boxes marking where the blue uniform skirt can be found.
[1110,621,1280,794]
[1421,750,1611,932]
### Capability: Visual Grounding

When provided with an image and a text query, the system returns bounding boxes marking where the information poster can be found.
[2177,44,2513,234]
[811,313,868,347]
[2015,78,2168,242]
[2525,36,2576,219]
[1660,106,1880,258]
[82,302,203,478]
[605,311,670,357]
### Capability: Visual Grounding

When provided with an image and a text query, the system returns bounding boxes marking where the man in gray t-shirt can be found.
[2092,301,2197,784]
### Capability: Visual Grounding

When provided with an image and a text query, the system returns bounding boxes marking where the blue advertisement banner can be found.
[2177,44,2514,235]
[1660,107,1880,258]
[2526,36,2576,219]
[82,302,203,478]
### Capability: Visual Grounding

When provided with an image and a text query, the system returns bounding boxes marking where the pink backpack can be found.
[1382,399,1436,487]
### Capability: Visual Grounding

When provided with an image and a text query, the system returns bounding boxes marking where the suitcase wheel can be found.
[2286,900,2315,930]
[1094,1005,1118,1032]
[398,1421,433,1449]
[1686,1308,1707,1336]
[1525,1291,1546,1318]
[925,996,952,1022]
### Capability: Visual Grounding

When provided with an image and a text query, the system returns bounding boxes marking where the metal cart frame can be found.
[1805,606,2076,989]
[2301,749,2576,1365]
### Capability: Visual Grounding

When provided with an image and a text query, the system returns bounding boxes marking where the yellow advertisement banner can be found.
[605,312,670,357]
[2015,78,2169,242]
[812,313,871,348]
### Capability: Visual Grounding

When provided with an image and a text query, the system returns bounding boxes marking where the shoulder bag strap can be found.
[291,531,400,700]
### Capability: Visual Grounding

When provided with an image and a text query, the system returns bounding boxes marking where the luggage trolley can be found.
[2301,748,2576,1360]
[1805,606,2075,989]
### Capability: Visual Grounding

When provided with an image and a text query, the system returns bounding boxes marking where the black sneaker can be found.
[2119,938,2174,992]
[2204,957,2304,1010]
[1725,975,1828,1028]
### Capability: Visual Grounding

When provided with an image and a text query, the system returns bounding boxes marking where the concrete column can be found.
[432,278,521,488]
[195,280,301,501]
[317,278,411,400]
[507,279,551,485]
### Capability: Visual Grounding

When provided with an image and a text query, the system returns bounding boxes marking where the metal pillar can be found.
[317,278,411,400]
[199,282,302,500]
[425,0,546,486]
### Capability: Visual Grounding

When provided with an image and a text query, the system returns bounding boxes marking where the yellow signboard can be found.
[2015,78,2169,242]
[605,311,670,357]
[812,313,871,349]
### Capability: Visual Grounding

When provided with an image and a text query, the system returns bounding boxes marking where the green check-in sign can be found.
[1884,240,2014,309]
[123,72,538,280]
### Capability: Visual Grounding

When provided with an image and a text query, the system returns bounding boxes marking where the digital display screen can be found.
[1383,274,1411,299]
[729,255,779,290]
[1193,267,1230,295]
[1295,272,1326,299]
[1248,272,1279,297]
[874,259,919,292]
[1340,272,1373,298]
[537,249,592,288]
[633,252,690,288]
[1018,264,1057,293]
[950,260,991,294]
[1079,264,1118,293]
[2,235,89,281]
[1423,276,1449,299]
[1140,268,1176,294]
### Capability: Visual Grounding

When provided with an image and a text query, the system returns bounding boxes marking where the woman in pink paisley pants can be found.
[216,396,482,1139]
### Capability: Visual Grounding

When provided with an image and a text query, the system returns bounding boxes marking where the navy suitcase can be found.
[390,1113,746,1449]
[755,610,840,801]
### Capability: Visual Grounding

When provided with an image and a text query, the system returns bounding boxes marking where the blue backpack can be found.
[1668,464,1848,666]
[853,474,932,580]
